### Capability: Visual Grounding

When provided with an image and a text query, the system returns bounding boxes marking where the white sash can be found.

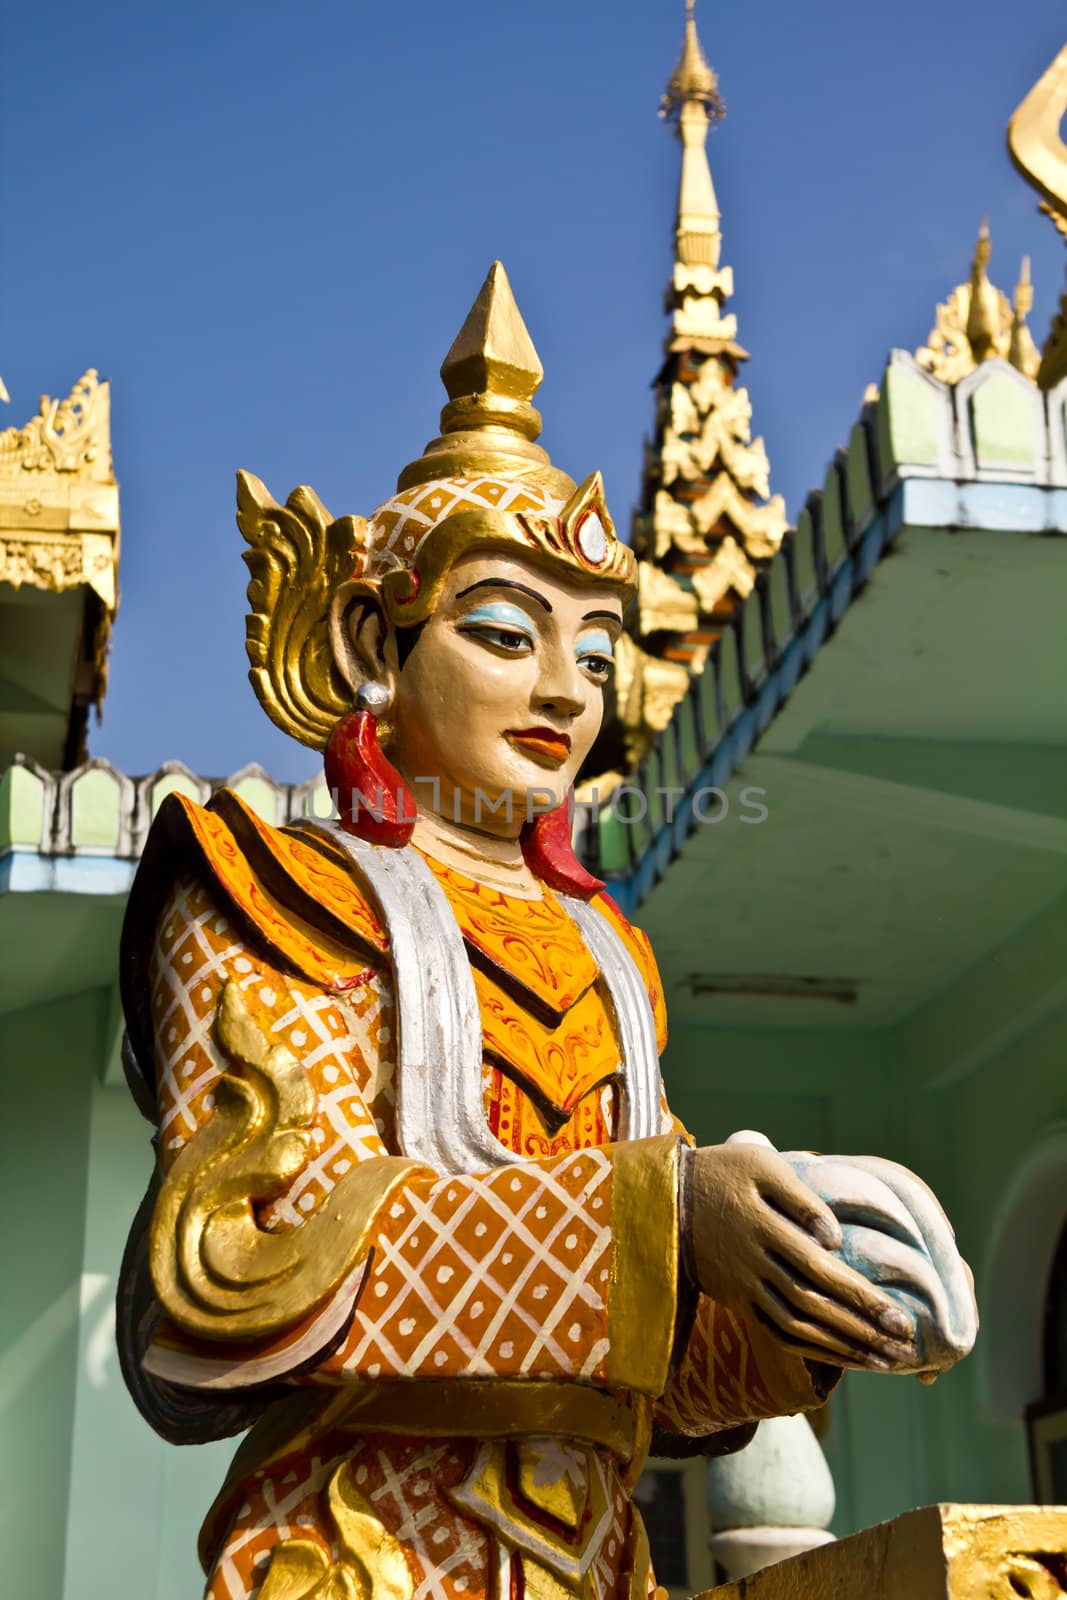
[297,822,662,1172]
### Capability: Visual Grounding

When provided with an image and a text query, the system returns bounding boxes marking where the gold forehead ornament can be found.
[238,262,636,751]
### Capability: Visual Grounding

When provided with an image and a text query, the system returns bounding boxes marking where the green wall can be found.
[61,1071,231,1600]
[0,990,100,1596]
[0,985,231,1600]
[660,896,1067,1537]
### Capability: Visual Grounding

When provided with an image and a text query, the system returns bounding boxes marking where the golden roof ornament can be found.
[915,219,1038,383]
[965,218,1002,364]
[0,369,120,743]
[1007,41,1067,389]
[1008,257,1041,379]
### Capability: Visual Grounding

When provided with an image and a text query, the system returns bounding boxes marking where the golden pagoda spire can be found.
[600,1,785,771]
[661,0,723,118]
[1008,256,1041,379]
[661,0,725,272]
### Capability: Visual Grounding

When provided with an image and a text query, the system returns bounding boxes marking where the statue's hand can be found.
[686,1142,917,1370]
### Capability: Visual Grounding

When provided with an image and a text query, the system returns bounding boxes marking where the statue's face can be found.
[386,548,624,834]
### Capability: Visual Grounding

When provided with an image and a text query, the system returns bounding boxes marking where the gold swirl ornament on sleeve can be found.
[255,1465,415,1600]
[147,980,429,1354]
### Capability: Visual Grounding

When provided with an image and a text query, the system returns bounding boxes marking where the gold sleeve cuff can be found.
[606,1134,683,1395]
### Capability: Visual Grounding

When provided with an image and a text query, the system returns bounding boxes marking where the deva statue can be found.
[118,264,977,1600]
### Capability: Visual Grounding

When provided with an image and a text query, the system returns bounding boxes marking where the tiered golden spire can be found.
[640,0,785,567]
[599,1,786,772]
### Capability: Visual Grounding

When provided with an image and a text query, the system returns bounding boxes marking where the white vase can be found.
[706,1413,836,1581]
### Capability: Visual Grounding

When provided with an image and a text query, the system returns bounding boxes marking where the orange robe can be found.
[121,790,831,1600]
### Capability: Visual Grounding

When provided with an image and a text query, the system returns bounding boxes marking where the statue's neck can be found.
[410,812,543,900]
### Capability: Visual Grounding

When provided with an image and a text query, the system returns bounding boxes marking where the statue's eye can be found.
[578,653,613,682]
[463,624,534,654]
[576,628,615,682]
[457,601,537,656]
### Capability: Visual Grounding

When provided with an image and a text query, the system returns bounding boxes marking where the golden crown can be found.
[238,262,635,749]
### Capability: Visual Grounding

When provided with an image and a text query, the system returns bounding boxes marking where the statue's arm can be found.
[141,870,685,1399]
[651,1096,843,1439]
[625,920,926,1441]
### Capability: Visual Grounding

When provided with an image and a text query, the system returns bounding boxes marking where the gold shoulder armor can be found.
[237,469,367,750]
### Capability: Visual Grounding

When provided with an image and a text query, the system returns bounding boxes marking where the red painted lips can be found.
[506,727,572,767]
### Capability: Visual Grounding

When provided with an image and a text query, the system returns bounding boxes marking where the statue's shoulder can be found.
[588,888,654,972]
[123,787,387,1002]
[589,890,668,1054]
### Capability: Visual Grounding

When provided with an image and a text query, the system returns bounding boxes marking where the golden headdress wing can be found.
[237,470,367,750]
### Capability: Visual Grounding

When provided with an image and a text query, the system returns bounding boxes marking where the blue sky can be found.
[2,0,1063,784]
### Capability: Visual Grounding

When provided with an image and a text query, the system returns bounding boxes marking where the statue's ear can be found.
[328,581,397,699]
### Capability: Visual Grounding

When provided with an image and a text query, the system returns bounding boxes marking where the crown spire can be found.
[440,260,543,416]
[398,262,574,496]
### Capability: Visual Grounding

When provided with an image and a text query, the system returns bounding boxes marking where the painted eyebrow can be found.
[455,578,552,613]
[582,609,623,626]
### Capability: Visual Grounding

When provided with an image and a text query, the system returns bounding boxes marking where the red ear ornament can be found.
[520,792,605,899]
[324,708,416,848]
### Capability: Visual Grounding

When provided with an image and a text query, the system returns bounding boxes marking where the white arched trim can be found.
[977,1125,1067,1423]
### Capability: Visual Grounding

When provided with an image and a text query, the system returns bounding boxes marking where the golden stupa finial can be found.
[1008,256,1041,379]
[659,1,725,272]
[661,0,724,124]
[397,261,574,497]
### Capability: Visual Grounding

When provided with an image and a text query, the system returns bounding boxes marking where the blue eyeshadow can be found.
[576,629,615,659]
[460,602,537,633]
